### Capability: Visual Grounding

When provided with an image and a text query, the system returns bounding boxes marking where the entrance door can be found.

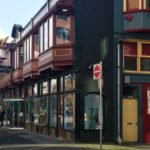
[122,99,138,142]
[57,95,63,138]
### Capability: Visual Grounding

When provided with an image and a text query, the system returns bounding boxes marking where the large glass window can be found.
[50,95,57,127]
[64,74,75,91]
[25,100,31,123]
[84,94,100,130]
[33,83,38,96]
[56,15,71,45]
[39,97,47,124]
[42,81,48,95]
[51,79,57,93]
[64,93,75,130]
[32,98,39,124]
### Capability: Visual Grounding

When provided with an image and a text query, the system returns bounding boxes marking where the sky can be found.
[0,0,46,37]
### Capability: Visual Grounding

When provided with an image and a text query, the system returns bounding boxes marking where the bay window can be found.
[56,15,72,45]
[49,16,53,48]
[124,0,150,11]
[44,21,48,51]
[33,31,39,58]
[40,25,44,53]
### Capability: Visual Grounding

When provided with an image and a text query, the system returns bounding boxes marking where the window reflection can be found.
[50,95,57,127]
[64,93,75,129]
[84,94,99,130]
[64,74,75,91]
[56,15,71,45]
[51,79,57,93]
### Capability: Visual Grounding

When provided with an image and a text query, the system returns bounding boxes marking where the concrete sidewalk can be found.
[0,128,150,150]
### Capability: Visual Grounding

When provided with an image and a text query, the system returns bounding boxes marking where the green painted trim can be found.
[124,74,150,83]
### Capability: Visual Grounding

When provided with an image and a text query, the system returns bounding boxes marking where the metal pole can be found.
[99,61,103,150]
[99,78,103,150]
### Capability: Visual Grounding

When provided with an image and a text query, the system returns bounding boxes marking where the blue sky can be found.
[0,0,46,37]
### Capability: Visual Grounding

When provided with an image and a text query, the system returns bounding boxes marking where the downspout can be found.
[117,40,122,144]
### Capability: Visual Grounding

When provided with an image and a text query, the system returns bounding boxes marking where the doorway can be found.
[122,98,138,142]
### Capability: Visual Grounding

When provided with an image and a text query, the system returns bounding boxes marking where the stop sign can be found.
[93,63,102,80]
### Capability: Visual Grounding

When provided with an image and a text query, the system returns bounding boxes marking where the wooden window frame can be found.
[54,14,74,47]
[124,40,150,74]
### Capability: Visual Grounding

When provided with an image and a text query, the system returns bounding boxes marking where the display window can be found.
[84,94,100,130]
[50,95,57,127]
[64,93,75,130]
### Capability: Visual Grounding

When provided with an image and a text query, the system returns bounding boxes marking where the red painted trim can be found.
[124,28,150,33]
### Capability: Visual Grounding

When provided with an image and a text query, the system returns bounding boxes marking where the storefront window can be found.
[39,97,47,124]
[25,100,31,123]
[64,74,75,91]
[84,94,99,130]
[64,93,75,130]
[28,86,32,97]
[60,77,64,92]
[33,83,38,96]
[42,81,48,95]
[50,95,57,127]
[32,98,39,124]
[51,79,57,93]
[56,15,71,45]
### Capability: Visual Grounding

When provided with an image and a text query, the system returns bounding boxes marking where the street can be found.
[0,128,150,150]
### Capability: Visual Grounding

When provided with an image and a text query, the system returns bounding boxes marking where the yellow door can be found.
[122,99,138,142]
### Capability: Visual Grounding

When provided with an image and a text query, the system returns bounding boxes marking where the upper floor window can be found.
[33,30,39,58]
[49,16,53,48]
[124,0,150,11]
[44,21,48,51]
[124,40,150,73]
[19,45,24,67]
[24,36,32,63]
[56,15,72,45]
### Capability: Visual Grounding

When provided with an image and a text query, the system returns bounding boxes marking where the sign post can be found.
[93,61,103,150]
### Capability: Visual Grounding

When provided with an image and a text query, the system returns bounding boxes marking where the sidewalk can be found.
[0,128,150,150]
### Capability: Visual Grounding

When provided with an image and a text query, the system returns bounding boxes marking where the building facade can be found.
[1,0,150,143]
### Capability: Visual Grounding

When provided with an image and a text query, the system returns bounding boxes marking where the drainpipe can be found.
[117,40,122,144]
